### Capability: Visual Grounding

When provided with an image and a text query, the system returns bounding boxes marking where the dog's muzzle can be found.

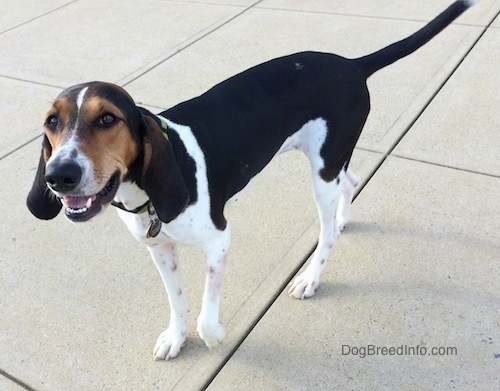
[45,162,120,222]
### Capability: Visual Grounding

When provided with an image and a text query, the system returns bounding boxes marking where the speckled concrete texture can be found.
[0,375,26,391]
[394,27,500,175]
[208,156,499,390]
[1,1,498,390]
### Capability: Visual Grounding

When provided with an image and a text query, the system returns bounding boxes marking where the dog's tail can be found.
[354,0,476,77]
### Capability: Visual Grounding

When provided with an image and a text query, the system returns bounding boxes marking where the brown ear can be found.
[140,116,190,223]
[26,136,62,219]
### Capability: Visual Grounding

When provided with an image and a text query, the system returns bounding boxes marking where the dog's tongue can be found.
[63,195,96,209]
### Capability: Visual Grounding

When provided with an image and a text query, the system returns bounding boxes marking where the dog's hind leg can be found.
[289,167,344,299]
[336,168,359,231]
[287,119,349,299]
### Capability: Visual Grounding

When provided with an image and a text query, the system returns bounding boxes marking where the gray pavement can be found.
[1,1,498,390]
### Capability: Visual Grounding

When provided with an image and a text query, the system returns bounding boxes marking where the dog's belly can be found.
[227,117,328,204]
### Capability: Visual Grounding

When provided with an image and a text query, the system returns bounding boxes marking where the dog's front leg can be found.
[197,226,230,349]
[147,243,188,360]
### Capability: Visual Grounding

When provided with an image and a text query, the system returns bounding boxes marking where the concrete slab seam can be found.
[0,0,79,35]
[200,16,497,390]
[0,368,36,391]
[120,0,265,87]
[357,21,496,190]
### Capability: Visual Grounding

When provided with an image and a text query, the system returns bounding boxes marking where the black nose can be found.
[45,161,83,192]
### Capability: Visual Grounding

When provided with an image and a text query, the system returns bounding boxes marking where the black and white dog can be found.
[27,1,475,360]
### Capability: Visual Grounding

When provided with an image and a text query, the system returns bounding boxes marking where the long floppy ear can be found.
[140,115,190,223]
[26,136,62,219]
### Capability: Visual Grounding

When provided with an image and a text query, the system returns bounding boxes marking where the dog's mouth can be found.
[60,172,120,222]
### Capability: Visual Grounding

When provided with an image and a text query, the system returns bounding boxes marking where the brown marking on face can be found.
[43,95,77,157]
[41,82,143,203]
[77,96,138,182]
[42,140,52,162]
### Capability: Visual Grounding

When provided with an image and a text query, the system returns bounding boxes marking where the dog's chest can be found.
[118,202,218,247]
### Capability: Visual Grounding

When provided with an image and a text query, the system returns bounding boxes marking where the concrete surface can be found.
[0,1,498,390]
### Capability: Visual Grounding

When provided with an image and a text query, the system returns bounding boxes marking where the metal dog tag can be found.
[146,203,162,238]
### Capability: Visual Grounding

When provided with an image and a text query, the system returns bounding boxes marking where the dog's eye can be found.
[99,113,117,127]
[46,115,59,130]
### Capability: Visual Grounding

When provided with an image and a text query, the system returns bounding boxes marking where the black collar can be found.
[111,199,150,214]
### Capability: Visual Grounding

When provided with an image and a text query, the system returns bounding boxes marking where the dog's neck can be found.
[113,180,150,214]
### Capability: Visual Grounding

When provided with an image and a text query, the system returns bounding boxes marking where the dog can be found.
[27,1,475,360]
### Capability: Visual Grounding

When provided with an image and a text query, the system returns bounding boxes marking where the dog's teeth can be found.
[68,206,88,214]
[86,197,92,208]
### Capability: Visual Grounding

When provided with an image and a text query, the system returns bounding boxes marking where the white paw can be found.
[197,321,226,349]
[153,325,187,361]
[288,272,319,299]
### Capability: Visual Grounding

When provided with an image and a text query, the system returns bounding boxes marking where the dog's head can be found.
[27,81,189,223]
